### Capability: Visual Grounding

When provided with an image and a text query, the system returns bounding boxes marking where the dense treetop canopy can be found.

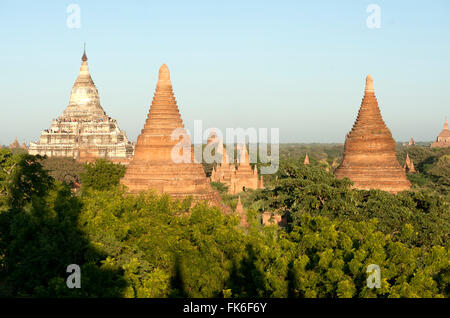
[0,146,448,298]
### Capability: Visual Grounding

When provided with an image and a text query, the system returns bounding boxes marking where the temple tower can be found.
[120,64,220,202]
[334,75,411,193]
[403,153,416,173]
[210,139,263,194]
[235,196,248,227]
[211,143,234,184]
[430,118,450,148]
[228,143,262,194]
[28,48,134,162]
[9,137,20,149]
[304,154,310,165]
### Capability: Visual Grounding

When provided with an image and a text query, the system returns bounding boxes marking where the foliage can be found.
[40,157,85,187]
[0,148,448,298]
[210,181,229,195]
[0,153,125,297]
[285,215,448,298]
[80,159,126,191]
[397,146,450,196]
[256,159,450,249]
[0,149,53,209]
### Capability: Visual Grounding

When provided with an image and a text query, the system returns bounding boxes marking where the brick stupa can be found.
[9,137,20,149]
[210,139,263,194]
[303,153,310,165]
[121,64,220,201]
[235,196,248,227]
[334,75,411,193]
[210,141,235,186]
[403,153,416,173]
[229,144,259,194]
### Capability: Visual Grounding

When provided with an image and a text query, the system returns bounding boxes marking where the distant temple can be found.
[210,144,235,189]
[28,48,134,162]
[403,153,416,173]
[331,158,339,168]
[408,137,416,146]
[334,75,411,193]
[8,137,28,150]
[120,64,220,202]
[9,137,20,149]
[303,154,310,165]
[235,196,248,227]
[261,211,285,227]
[231,143,264,194]
[210,137,264,194]
[430,118,450,148]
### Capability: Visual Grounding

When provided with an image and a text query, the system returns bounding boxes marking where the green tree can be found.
[40,157,85,188]
[80,159,126,191]
[0,153,126,297]
[256,158,449,249]
[0,149,53,209]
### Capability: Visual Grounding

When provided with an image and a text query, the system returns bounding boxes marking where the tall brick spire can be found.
[334,75,411,193]
[121,64,220,201]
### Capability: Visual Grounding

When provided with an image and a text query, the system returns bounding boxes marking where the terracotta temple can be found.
[120,64,220,202]
[210,140,264,194]
[334,75,411,193]
[230,143,263,194]
[9,137,27,150]
[28,49,134,162]
[303,153,310,165]
[209,137,235,188]
[235,196,248,227]
[430,118,450,148]
[403,153,416,173]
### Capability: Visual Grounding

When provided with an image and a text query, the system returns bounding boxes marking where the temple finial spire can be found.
[82,43,87,62]
[120,64,220,202]
[444,117,448,130]
[158,64,170,81]
[334,75,411,193]
[365,74,374,93]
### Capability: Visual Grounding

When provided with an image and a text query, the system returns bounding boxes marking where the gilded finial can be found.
[82,43,87,62]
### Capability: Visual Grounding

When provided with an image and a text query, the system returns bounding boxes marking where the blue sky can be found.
[0,0,449,144]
